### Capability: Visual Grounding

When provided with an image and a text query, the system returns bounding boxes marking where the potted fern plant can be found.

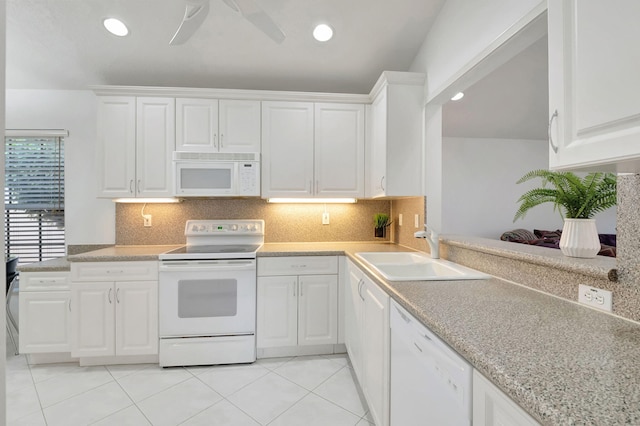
[514,170,616,258]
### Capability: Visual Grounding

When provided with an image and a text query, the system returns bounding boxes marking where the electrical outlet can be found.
[578,284,612,312]
[143,214,152,227]
[322,212,330,225]
[414,214,419,228]
[399,214,403,226]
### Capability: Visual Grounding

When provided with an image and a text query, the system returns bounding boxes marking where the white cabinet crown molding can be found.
[90,85,370,104]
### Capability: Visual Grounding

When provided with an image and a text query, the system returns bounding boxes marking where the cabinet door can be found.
[315,103,365,197]
[71,282,115,357]
[219,100,261,153]
[369,88,388,197]
[136,97,175,197]
[96,96,136,198]
[257,276,298,348]
[19,291,71,353]
[345,261,364,379]
[176,98,219,152]
[298,275,338,346]
[261,101,314,197]
[473,370,539,426]
[362,277,390,426]
[115,281,158,356]
[548,1,640,172]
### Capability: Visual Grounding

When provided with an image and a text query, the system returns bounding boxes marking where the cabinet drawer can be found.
[20,271,70,291]
[71,261,158,282]
[258,256,338,276]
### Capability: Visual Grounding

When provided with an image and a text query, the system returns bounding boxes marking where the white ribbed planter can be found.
[559,218,601,258]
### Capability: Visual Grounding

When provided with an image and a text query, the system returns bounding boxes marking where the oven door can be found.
[159,259,256,337]
[174,161,237,196]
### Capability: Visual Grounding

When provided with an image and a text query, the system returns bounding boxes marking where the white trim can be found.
[90,85,371,104]
[5,129,69,138]
[369,71,426,100]
[426,2,547,105]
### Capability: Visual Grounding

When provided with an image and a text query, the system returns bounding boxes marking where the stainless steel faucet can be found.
[414,224,439,259]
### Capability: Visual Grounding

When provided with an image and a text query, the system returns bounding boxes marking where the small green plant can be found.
[374,213,390,228]
[514,170,617,221]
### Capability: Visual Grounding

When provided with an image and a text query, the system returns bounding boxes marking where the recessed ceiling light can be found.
[313,24,334,42]
[103,18,129,37]
[451,92,464,101]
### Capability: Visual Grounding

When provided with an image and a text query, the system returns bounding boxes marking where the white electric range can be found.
[158,219,264,367]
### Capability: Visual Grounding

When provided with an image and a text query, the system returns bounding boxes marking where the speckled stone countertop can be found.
[346,252,640,426]
[258,241,414,256]
[66,245,182,262]
[17,257,71,272]
[442,235,617,281]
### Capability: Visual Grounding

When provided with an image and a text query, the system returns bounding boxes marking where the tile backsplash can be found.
[116,199,391,245]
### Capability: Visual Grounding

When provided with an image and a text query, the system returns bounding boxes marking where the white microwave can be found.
[173,152,260,197]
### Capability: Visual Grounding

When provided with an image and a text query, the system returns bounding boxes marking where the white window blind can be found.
[5,136,65,264]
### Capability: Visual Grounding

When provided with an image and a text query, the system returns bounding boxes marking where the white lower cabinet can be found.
[19,271,71,354]
[257,256,338,352]
[345,259,390,426]
[70,262,158,358]
[473,370,540,426]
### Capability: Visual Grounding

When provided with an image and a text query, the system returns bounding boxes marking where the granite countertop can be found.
[345,251,640,426]
[442,235,617,281]
[17,257,71,272]
[258,241,414,256]
[66,245,182,262]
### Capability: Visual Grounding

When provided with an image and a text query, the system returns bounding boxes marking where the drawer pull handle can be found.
[69,300,71,312]
[116,288,120,303]
[414,342,423,353]
[108,288,113,304]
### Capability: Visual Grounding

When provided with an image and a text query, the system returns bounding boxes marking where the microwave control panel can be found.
[238,162,260,196]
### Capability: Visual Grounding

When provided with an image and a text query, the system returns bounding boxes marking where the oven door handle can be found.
[159,260,256,272]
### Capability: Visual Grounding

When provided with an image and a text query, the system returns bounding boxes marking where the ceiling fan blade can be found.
[170,0,211,46]
[224,0,286,44]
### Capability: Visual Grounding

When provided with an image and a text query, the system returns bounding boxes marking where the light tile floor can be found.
[6,337,373,426]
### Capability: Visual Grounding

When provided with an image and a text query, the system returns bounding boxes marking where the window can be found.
[5,136,65,264]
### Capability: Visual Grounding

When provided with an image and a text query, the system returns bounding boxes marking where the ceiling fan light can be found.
[313,24,334,42]
[103,18,129,37]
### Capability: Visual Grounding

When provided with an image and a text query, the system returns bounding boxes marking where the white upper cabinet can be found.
[97,96,175,198]
[261,101,315,197]
[136,97,175,197]
[176,98,261,153]
[548,1,640,172]
[314,103,365,197]
[262,101,365,198]
[366,72,425,197]
[96,96,136,198]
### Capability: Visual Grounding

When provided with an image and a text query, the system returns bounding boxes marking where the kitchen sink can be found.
[355,252,489,281]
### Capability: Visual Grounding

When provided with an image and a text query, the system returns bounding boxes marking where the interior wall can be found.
[5,89,115,246]
[441,137,617,238]
[410,0,545,100]
[115,199,391,245]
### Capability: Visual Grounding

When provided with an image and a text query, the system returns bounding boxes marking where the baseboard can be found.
[27,352,76,365]
[257,344,345,359]
[79,354,159,366]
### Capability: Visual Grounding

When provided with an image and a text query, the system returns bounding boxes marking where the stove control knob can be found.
[231,224,238,231]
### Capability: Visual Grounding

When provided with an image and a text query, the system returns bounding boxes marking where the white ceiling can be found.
[6,0,446,94]
[442,36,549,140]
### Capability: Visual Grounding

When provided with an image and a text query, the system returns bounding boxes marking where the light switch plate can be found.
[143,214,152,227]
[414,214,419,228]
[578,284,612,312]
[399,214,403,226]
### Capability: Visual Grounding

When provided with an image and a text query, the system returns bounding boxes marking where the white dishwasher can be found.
[390,300,472,426]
